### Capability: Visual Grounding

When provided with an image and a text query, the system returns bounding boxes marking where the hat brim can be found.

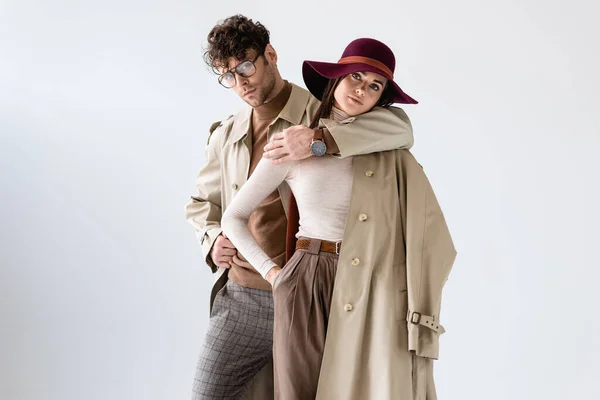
[302,60,418,104]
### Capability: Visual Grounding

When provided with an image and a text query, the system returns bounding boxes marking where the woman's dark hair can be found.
[309,75,395,128]
[204,15,270,71]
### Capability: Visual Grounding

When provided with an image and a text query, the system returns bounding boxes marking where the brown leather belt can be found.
[296,239,342,254]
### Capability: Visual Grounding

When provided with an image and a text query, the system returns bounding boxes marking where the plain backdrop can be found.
[1,1,599,399]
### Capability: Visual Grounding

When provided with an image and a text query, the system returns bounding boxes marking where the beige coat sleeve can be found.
[320,106,414,158]
[183,120,228,273]
[399,151,457,359]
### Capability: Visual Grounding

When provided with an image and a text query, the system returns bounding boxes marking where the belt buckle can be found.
[335,241,341,255]
[410,311,422,324]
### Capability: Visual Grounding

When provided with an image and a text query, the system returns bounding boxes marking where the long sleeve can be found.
[320,106,414,158]
[221,158,295,278]
[183,120,227,273]
[398,151,457,359]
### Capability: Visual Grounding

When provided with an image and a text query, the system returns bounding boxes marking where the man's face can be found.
[217,48,277,108]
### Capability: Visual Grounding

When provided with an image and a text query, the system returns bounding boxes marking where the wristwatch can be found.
[310,128,327,157]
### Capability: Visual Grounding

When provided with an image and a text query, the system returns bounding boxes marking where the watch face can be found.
[311,141,327,156]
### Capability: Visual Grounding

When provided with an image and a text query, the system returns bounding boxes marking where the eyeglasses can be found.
[217,53,262,88]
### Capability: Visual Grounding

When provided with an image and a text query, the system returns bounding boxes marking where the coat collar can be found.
[229,83,311,144]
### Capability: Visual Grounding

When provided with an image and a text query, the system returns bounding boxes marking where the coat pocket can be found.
[394,263,408,321]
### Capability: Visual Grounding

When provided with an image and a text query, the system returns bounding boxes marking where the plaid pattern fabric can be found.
[191,280,274,400]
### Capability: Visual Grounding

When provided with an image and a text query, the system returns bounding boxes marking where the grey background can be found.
[1,0,599,399]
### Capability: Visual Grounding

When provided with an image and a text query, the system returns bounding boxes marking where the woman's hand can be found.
[265,266,282,286]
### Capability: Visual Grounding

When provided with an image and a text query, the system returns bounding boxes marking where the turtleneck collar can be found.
[331,106,352,122]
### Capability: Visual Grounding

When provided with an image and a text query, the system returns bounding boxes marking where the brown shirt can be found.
[227,82,293,290]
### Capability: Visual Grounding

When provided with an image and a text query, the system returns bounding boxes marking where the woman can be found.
[222,38,456,400]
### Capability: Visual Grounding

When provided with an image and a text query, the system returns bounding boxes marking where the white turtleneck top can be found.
[221,107,354,278]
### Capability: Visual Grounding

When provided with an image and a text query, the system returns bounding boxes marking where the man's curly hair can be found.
[204,15,270,71]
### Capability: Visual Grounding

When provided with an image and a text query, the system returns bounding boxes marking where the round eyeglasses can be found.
[218,53,262,88]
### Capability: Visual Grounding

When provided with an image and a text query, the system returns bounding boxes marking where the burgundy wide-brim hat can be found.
[302,38,417,104]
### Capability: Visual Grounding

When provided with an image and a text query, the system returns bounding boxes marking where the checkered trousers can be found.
[191,280,274,400]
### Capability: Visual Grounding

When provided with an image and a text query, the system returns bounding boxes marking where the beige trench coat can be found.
[315,149,456,400]
[184,83,414,399]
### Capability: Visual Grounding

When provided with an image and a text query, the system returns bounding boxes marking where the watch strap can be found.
[313,128,324,141]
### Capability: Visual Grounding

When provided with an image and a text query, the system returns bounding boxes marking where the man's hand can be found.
[265,266,282,286]
[263,125,314,164]
[210,233,237,269]
[230,252,252,269]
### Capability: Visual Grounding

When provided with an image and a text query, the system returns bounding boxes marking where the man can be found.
[185,14,414,400]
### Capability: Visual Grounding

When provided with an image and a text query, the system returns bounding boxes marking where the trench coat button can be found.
[359,213,368,222]
[232,183,238,190]
[365,170,374,177]
[351,258,360,266]
[344,303,354,312]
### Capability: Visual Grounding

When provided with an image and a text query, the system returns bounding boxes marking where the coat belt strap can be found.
[406,311,446,334]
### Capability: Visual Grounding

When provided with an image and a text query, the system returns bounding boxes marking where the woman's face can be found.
[333,71,388,116]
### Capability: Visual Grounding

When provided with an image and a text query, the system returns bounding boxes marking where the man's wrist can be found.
[321,128,340,155]
[310,128,327,157]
